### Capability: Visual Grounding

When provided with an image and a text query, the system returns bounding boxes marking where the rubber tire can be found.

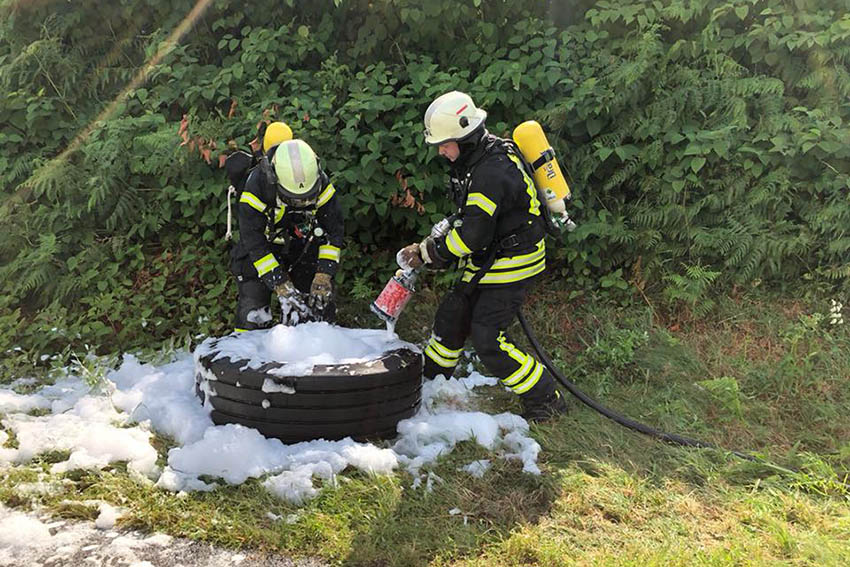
[195,340,422,444]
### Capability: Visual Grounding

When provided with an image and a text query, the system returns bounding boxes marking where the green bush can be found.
[1,0,848,357]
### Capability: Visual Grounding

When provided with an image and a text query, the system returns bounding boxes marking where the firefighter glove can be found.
[275,278,310,325]
[396,243,424,271]
[273,278,298,301]
[420,237,451,270]
[309,272,333,310]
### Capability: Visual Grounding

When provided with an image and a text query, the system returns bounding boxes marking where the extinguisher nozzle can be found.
[370,301,396,324]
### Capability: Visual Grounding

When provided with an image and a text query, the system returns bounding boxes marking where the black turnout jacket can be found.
[234,151,344,284]
[433,132,546,286]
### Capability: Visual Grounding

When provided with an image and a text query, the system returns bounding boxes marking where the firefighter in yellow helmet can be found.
[397,91,567,422]
[230,138,344,329]
[224,121,294,193]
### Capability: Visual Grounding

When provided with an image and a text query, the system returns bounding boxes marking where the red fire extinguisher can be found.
[371,269,419,325]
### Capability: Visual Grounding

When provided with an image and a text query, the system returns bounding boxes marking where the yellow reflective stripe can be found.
[274,202,287,223]
[513,362,544,394]
[466,192,497,216]
[459,239,546,283]
[477,260,546,284]
[234,328,250,333]
[428,336,462,359]
[317,183,336,208]
[239,191,267,213]
[445,228,472,258]
[502,355,534,387]
[491,240,546,270]
[461,258,546,284]
[507,154,541,216]
[497,333,527,366]
[253,253,280,277]
[318,244,341,262]
[491,248,545,270]
[425,345,457,368]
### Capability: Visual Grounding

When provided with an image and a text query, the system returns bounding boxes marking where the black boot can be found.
[520,372,567,423]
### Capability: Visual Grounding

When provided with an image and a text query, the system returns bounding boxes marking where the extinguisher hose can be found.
[517,310,758,462]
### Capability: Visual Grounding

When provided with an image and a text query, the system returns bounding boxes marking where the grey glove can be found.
[419,236,451,270]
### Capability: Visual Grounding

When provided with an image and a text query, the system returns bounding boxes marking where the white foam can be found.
[195,322,417,376]
[0,324,542,506]
[95,502,121,530]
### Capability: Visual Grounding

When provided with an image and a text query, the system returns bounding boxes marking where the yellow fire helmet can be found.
[262,121,294,153]
[272,139,321,201]
[423,91,487,145]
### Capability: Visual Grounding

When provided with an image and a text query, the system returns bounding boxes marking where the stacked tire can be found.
[194,341,422,443]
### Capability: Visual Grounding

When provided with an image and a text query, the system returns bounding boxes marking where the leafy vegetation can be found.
[1,0,848,359]
[2,3,848,564]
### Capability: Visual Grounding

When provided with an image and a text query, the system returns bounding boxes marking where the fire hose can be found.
[372,257,793,468]
[515,310,761,462]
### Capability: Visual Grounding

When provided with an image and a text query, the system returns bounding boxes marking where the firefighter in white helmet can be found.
[397,91,567,422]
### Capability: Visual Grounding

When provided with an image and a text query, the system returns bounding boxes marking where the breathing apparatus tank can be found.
[512,120,575,232]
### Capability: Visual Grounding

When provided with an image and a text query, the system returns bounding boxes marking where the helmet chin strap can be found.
[456,126,488,161]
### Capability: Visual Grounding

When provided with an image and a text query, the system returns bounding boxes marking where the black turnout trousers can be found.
[423,277,556,401]
[230,237,335,330]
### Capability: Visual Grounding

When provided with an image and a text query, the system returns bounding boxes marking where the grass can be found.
[1,283,849,566]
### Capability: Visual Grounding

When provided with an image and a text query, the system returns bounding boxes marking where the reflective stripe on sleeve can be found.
[445,228,472,258]
[274,202,287,224]
[466,192,497,216]
[318,244,341,262]
[253,253,280,277]
[239,191,267,213]
[316,183,336,208]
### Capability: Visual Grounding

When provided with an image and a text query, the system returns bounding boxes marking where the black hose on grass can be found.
[517,310,758,463]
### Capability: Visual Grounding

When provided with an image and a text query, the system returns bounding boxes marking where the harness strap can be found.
[499,221,545,251]
[530,148,556,171]
[225,185,237,240]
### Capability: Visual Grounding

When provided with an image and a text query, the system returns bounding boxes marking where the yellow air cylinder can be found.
[512,120,571,216]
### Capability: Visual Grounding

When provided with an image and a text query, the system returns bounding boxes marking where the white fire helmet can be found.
[423,91,487,145]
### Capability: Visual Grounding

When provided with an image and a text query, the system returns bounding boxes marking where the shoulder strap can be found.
[498,138,561,237]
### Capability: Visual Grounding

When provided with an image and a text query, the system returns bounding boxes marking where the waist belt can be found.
[460,220,545,294]
[498,220,545,252]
